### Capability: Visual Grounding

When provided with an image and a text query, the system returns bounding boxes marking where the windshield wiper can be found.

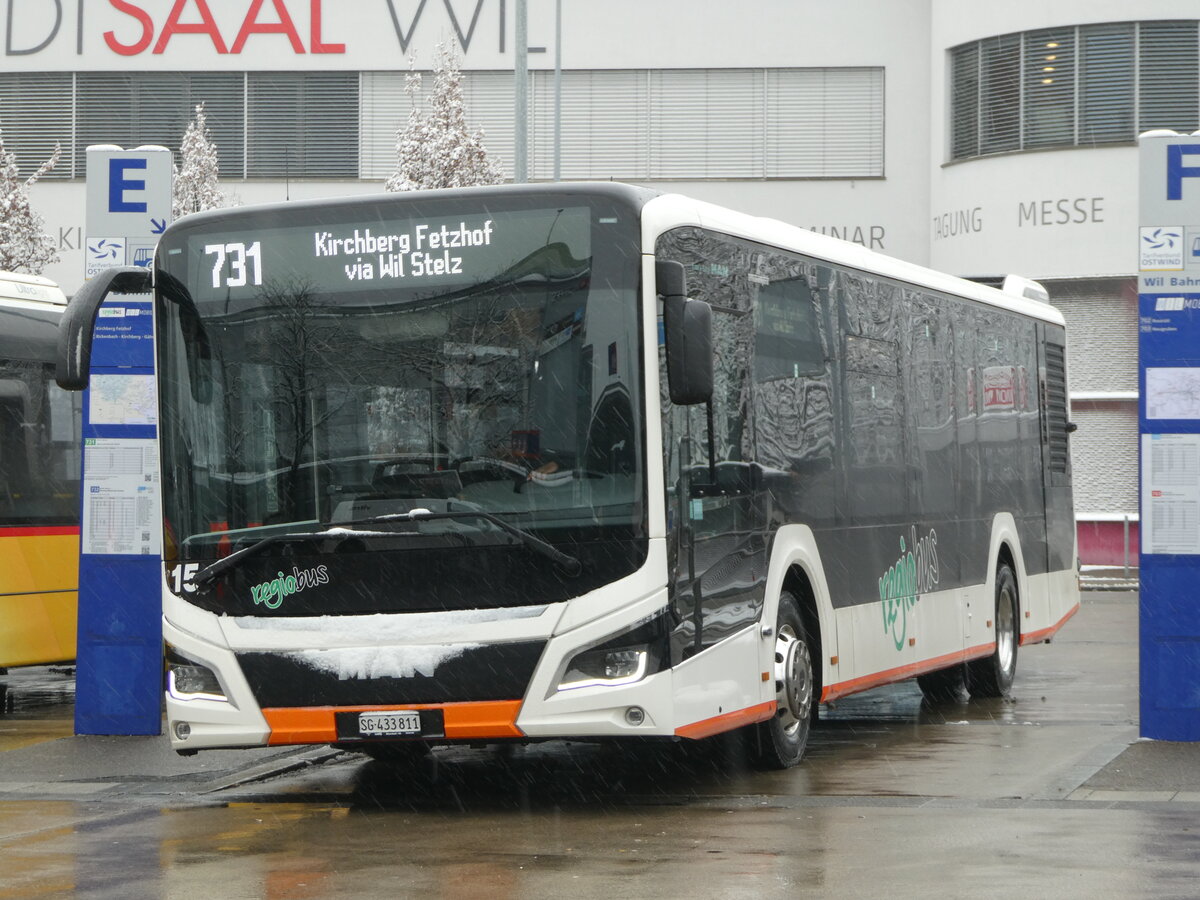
[187,509,582,588]
[187,528,352,588]
[352,509,583,577]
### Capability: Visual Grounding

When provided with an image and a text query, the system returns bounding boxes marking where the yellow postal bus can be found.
[0,272,81,668]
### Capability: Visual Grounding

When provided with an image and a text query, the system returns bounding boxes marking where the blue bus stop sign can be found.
[74,297,162,736]
[1138,132,1200,741]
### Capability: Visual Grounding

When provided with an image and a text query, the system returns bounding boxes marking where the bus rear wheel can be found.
[752,592,814,769]
[969,562,1019,697]
[917,663,968,703]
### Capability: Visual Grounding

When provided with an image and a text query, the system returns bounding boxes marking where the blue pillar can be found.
[1138,133,1200,742]
[75,297,162,736]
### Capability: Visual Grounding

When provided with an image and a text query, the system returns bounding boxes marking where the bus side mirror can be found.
[658,260,713,406]
[56,267,152,390]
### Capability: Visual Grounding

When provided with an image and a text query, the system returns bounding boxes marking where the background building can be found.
[5,0,1193,564]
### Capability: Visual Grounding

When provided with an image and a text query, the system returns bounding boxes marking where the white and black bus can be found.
[58,183,1079,767]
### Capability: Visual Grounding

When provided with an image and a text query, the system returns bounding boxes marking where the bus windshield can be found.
[155,191,646,615]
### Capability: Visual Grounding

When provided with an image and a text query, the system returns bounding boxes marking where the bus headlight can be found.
[166,646,228,702]
[560,646,648,690]
[556,611,670,691]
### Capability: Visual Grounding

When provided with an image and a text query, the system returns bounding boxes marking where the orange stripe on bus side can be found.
[674,701,777,740]
[262,700,525,745]
[820,643,995,703]
[1020,602,1080,646]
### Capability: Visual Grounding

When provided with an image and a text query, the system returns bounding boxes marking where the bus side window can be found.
[836,271,906,524]
[907,291,957,518]
[751,256,838,525]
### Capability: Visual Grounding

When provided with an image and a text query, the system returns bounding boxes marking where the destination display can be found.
[168,206,593,304]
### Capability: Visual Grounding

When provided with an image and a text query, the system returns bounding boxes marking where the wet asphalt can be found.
[2,590,1199,899]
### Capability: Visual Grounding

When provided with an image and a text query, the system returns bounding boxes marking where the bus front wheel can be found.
[969,562,1019,697]
[753,592,814,769]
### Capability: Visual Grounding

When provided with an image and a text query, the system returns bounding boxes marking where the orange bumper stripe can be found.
[1020,602,1080,646]
[675,701,777,740]
[821,642,995,703]
[262,700,524,745]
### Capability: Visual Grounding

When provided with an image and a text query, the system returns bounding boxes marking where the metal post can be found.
[1124,515,1131,580]
[553,0,562,182]
[514,0,528,183]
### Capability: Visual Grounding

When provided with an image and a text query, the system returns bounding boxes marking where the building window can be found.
[247,72,358,179]
[0,72,72,179]
[363,67,885,182]
[950,20,1199,161]
[0,71,358,180]
[4,66,879,183]
[77,72,245,179]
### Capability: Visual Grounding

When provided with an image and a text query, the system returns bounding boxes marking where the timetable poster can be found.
[1141,433,1200,555]
[81,437,162,556]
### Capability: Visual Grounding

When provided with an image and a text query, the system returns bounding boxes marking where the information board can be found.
[74,296,162,736]
[1138,132,1200,741]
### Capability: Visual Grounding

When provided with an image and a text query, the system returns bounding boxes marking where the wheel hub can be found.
[774,625,812,735]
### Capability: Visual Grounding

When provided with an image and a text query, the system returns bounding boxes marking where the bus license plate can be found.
[358,711,422,737]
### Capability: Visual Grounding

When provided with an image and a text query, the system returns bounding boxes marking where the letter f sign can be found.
[1167,145,1200,200]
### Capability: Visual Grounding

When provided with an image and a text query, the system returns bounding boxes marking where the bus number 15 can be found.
[204,241,263,289]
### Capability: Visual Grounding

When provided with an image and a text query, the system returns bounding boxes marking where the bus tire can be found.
[968,562,1019,697]
[917,663,968,703]
[753,591,814,769]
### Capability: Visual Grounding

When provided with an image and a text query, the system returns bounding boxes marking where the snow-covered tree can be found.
[386,43,504,192]
[172,102,226,220]
[0,116,60,275]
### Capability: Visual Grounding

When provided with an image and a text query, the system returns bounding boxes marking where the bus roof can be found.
[642,192,1066,328]
[0,271,67,307]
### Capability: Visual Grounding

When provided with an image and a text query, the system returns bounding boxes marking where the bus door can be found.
[1038,325,1075,614]
[669,302,771,662]
[657,231,772,664]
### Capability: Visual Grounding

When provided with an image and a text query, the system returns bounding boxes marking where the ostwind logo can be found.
[1141,226,1186,271]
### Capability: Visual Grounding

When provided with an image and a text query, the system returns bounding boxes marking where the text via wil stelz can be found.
[313,221,496,281]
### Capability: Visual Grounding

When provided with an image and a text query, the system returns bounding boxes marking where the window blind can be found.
[531,70,648,181]
[0,72,73,179]
[1024,28,1075,148]
[361,70,513,181]
[950,45,980,159]
[951,20,1198,160]
[1139,20,1199,134]
[766,68,884,178]
[247,72,357,178]
[1077,24,1135,145]
[77,72,244,177]
[979,34,1021,154]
